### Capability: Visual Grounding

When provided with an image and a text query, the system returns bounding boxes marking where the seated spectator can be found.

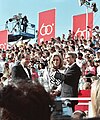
[85,60,96,77]
[0,72,3,79]
[82,82,91,90]
[0,72,3,89]
[76,52,85,68]
[3,62,11,80]
[31,66,39,82]
[96,59,100,77]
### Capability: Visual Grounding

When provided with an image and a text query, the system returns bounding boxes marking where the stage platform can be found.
[8,32,35,42]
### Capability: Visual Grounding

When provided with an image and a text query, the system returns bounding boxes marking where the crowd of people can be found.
[0,28,100,119]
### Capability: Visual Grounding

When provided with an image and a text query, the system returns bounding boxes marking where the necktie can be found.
[24,66,30,79]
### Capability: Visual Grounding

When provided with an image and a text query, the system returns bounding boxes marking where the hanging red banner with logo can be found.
[38,9,55,44]
[73,12,93,39]
[0,30,8,50]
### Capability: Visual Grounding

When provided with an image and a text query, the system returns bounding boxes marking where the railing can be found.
[60,97,91,101]
[55,97,92,117]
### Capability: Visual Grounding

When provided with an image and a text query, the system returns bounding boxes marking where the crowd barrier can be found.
[55,97,92,117]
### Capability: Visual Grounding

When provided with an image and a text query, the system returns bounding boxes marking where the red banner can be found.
[0,30,8,50]
[73,12,93,39]
[38,9,56,44]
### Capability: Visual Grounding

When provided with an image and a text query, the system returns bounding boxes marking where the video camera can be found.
[9,13,22,22]
[51,97,73,119]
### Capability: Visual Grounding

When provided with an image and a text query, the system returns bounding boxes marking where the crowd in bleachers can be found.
[0,27,100,119]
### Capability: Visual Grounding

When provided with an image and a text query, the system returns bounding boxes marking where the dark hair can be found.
[77,52,83,57]
[68,52,77,59]
[70,45,75,51]
[0,81,52,120]
[72,110,86,119]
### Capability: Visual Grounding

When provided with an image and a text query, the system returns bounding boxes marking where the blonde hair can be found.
[91,80,100,117]
[49,52,64,69]
[82,82,91,90]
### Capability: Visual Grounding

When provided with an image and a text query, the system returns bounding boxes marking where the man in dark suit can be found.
[11,53,32,81]
[61,52,81,98]
[54,52,81,111]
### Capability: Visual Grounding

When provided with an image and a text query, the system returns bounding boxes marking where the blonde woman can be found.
[43,52,65,92]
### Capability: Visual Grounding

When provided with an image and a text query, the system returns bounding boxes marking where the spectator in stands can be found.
[91,79,100,117]
[95,50,100,61]
[31,66,39,82]
[76,52,85,68]
[75,81,91,112]
[3,62,11,80]
[38,62,45,85]
[83,39,89,49]
[82,82,91,90]
[69,45,75,52]
[0,50,7,72]
[67,30,73,40]
[0,71,3,81]
[96,59,100,77]
[85,60,96,77]
[79,45,85,56]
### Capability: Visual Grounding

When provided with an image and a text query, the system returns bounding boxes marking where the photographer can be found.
[21,16,28,33]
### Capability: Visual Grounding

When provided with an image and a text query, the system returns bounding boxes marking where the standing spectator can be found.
[0,50,7,72]
[38,62,45,85]
[67,30,73,40]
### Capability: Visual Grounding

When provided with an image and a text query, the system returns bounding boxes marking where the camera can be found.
[9,13,22,22]
[51,98,73,120]
[54,99,62,113]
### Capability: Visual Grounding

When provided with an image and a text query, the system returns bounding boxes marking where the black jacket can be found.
[11,64,32,81]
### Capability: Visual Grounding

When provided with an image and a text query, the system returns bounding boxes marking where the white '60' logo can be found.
[40,23,54,36]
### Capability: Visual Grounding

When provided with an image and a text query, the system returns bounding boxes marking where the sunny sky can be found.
[0,0,100,42]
